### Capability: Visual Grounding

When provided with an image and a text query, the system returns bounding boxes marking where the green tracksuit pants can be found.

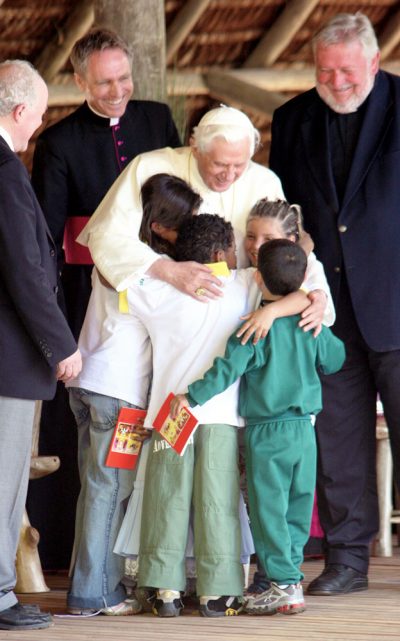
[245,417,316,584]
[138,423,243,596]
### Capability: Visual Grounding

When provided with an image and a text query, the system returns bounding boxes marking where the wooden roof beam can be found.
[47,70,208,106]
[243,0,319,68]
[34,1,94,82]
[205,68,287,118]
[225,67,315,93]
[166,0,211,65]
[379,6,400,60]
[47,59,400,108]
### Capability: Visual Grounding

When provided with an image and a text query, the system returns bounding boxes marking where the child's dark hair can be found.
[175,214,234,263]
[248,198,302,241]
[139,173,202,256]
[258,239,307,296]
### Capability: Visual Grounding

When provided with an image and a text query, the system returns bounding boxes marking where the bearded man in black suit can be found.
[270,13,400,595]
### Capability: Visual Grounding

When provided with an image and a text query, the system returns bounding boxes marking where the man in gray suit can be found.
[0,60,81,631]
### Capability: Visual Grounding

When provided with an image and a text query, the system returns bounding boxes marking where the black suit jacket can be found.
[31,100,181,262]
[31,100,181,338]
[0,137,77,399]
[270,70,400,352]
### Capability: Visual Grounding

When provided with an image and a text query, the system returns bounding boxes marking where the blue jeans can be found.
[68,388,139,609]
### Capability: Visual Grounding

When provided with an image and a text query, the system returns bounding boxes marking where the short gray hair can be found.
[0,60,42,117]
[70,28,133,76]
[312,12,379,60]
[191,105,260,157]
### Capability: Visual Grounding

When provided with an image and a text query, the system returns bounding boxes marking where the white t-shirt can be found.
[127,266,259,427]
[67,269,151,408]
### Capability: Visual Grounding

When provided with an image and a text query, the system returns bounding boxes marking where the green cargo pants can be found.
[138,423,243,596]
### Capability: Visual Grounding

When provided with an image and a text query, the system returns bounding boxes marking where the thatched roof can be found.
[1,0,400,167]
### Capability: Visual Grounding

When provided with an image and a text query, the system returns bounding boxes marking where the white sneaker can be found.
[102,597,142,616]
[153,589,183,617]
[68,598,142,617]
[245,582,305,615]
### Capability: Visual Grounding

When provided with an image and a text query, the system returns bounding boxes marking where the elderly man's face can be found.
[315,39,379,114]
[75,47,133,118]
[191,137,251,192]
[15,76,48,152]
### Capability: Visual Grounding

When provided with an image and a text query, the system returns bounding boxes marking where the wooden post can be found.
[94,0,167,101]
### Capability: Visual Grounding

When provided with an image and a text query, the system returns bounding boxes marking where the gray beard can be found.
[316,77,374,114]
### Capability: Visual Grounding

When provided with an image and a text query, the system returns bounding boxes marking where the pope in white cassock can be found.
[78,105,287,299]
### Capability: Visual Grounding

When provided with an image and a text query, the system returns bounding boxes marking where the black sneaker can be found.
[246,581,271,596]
[152,590,183,617]
[135,587,156,613]
[199,595,243,617]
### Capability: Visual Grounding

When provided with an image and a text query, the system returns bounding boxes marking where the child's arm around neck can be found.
[237,289,310,345]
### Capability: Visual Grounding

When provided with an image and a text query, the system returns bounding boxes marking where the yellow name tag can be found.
[119,290,129,313]
[205,261,230,277]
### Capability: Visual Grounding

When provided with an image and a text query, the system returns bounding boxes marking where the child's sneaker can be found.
[199,595,243,617]
[152,589,183,617]
[67,597,142,616]
[102,597,142,615]
[135,587,157,612]
[67,607,100,616]
[245,580,271,597]
[245,582,305,615]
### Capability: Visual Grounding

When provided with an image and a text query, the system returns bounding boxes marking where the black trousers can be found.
[316,281,400,574]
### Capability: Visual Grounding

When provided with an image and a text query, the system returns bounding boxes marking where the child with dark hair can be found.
[127,214,254,618]
[171,238,345,616]
[174,213,235,264]
[244,199,332,592]
[122,213,316,619]
[139,173,202,257]
[66,174,200,616]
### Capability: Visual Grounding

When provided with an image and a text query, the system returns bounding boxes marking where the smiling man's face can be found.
[315,39,379,114]
[191,136,251,192]
[75,47,134,118]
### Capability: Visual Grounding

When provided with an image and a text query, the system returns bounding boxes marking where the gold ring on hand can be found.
[195,287,206,297]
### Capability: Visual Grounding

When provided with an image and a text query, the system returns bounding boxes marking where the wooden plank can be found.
[243,0,320,68]
[47,71,208,107]
[34,1,94,82]
[46,58,400,107]
[205,68,287,117]
[166,0,212,65]
[379,6,400,61]
[14,552,400,641]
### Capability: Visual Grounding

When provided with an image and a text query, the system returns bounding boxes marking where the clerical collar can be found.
[87,103,119,126]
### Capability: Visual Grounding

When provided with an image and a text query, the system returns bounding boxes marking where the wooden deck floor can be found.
[5,553,400,641]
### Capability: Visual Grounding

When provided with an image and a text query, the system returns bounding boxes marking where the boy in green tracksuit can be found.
[171,238,345,616]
